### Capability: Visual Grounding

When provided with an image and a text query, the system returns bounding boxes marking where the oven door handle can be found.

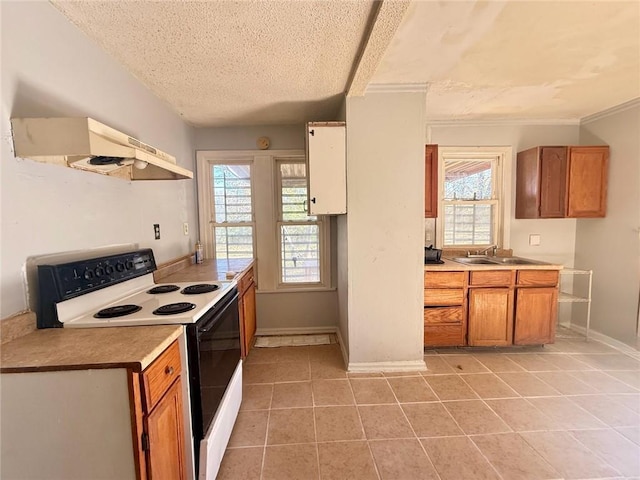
[197,291,239,334]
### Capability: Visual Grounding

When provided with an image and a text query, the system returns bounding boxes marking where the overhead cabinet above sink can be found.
[515,145,608,218]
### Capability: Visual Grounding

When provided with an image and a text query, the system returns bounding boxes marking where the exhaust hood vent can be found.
[10,117,193,180]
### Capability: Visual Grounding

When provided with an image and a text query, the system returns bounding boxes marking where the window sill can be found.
[257,286,337,294]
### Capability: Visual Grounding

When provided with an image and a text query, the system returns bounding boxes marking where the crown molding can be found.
[426,118,581,127]
[580,98,640,125]
[364,83,428,94]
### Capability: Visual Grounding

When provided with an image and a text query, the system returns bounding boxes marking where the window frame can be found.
[274,157,328,288]
[196,149,333,293]
[197,156,256,262]
[436,146,512,250]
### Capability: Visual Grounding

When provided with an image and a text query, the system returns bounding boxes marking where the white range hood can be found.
[10,117,193,180]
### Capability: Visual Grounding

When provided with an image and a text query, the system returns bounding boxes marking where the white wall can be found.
[1,2,197,319]
[575,103,640,344]
[428,123,581,266]
[345,91,426,369]
[194,125,304,151]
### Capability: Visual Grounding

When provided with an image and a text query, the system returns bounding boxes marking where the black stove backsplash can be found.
[37,249,157,328]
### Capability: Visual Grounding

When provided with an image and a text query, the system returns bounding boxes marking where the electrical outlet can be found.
[154,224,160,240]
[183,222,189,236]
[529,234,541,246]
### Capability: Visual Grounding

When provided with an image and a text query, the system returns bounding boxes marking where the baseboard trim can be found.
[347,359,427,373]
[566,324,639,354]
[254,326,338,336]
[335,327,349,368]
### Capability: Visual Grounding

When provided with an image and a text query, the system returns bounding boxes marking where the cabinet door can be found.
[539,147,567,218]
[243,282,257,357]
[468,288,514,346]
[515,147,541,218]
[306,122,346,214]
[567,146,608,217]
[145,379,186,480]
[514,287,558,345]
[424,144,438,218]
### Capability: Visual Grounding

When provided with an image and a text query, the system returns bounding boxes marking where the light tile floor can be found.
[217,328,640,479]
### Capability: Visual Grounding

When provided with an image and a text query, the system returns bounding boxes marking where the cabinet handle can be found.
[309,129,315,136]
[165,366,174,376]
[311,197,316,204]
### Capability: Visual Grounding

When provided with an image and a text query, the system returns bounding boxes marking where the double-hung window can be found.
[210,163,254,262]
[438,147,509,249]
[276,159,324,285]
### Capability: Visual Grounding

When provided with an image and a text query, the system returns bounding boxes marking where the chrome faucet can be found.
[467,245,497,257]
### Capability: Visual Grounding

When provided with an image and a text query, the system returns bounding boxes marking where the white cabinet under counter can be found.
[306,121,346,215]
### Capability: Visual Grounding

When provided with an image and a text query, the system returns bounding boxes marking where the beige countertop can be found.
[159,258,254,283]
[424,257,563,272]
[1,325,183,374]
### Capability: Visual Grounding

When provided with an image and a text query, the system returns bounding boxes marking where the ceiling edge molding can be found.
[365,83,428,94]
[426,118,581,127]
[580,98,640,125]
[347,0,412,97]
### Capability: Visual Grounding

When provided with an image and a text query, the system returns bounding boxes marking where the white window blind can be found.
[211,164,254,262]
[277,160,322,284]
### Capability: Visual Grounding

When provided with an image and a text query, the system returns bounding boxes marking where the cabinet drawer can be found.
[424,325,465,347]
[424,289,464,306]
[424,271,466,288]
[238,266,255,294]
[469,270,514,287]
[424,306,464,325]
[142,341,182,412]
[517,270,559,286]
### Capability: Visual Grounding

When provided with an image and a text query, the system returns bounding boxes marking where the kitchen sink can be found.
[488,257,549,265]
[450,257,498,265]
[450,256,549,266]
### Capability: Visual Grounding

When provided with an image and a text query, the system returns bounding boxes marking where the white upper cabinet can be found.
[306,122,346,215]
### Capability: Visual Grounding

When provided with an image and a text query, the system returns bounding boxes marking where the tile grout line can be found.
[346,375,383,480]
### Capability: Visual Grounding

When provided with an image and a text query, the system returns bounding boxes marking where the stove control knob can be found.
[94,267,105,277]
[115,263,125,272]
[125,260,134,270]
[84,269,94,280]
[105,265,115,275]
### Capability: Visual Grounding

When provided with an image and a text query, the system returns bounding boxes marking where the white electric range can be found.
[36,248,242,480]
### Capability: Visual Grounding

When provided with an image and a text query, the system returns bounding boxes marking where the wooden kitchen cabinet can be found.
[468,287,514,346]
[423,270,468,347]
[514,270,559,345]
[306,121,346,215]
[515,146,609,218]
[467,270,515,347]
[424,144,438,218]
[238,264,257,358]
[132,340,186,480]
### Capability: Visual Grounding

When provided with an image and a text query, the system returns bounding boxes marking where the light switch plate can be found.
[529,234,541,246]
[183,222,189,236]
[154,224,161,240]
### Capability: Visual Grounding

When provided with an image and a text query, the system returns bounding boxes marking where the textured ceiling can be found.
[372,1,640,121]
[51,0,376,127]
[52,0,639,126]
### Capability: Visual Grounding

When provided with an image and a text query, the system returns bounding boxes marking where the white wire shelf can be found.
[558,267,593,340]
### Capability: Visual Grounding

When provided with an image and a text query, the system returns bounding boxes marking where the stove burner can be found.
[153,302,196,315]
[94,304,142,319]
[147,285,180,294]
[181,283,219,295]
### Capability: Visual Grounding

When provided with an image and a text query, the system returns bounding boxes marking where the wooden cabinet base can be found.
[424,324,465,347]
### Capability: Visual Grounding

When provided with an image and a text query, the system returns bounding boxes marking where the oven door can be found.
[187,287,241,444]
